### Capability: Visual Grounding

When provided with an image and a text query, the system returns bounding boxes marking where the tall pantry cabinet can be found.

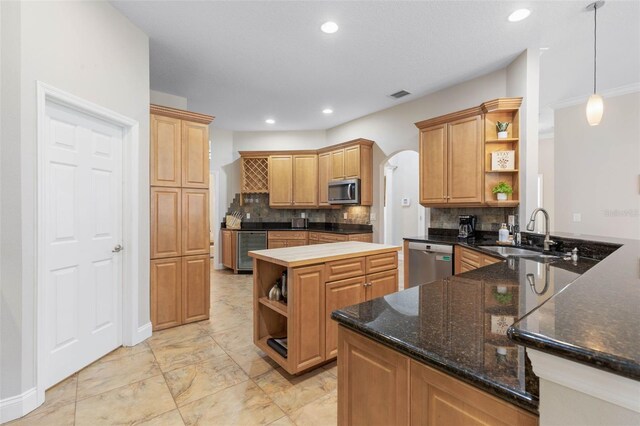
[150,105,214,331]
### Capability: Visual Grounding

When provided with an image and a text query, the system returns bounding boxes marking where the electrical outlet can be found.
[573,213,581,222]
[301,212,306,218]
[343,212,348,220]
[370,213,377,221]
[246,213,251,219]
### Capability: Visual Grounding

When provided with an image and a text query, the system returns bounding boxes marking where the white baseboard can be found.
[129,322,152,346]
[0,387,40,423]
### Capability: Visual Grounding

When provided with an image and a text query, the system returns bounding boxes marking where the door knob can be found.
[112,244,123,253]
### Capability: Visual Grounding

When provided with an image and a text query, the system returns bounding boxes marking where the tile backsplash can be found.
[430,207,519,231]
[226,193,371,224]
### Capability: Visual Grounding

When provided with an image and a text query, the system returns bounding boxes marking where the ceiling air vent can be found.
[389,90,411,99]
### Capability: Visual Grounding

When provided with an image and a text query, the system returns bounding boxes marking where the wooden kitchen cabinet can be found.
[267,230,309,249]
[181,254,210,324]
[150,114,182,187]
[330,149,345,180]
[221,229,236,271]
[454,246,502,275]
[182,189,209,256]
[415,98,522,208]
[318,152,331,206]
[410,360,537,426]
[150,257,182,331]
[151,187,182,259]
[325,276,367,359]
[417,115,482,206]
[338,326,410,426]
[150,105,213,331]
[181,121,209,188]
[291,264,325,372]
[293,154,318,207]
[448,115,483,204]
[344,145,361,178]
[269,155,293,207]
[322,139,373,206]
[366,269,398,300]
[337,326,538,426]
[419,124,447,205]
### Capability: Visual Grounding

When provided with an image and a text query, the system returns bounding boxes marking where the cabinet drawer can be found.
[268,230,308,240]
[460,261,477,273]
[482,254,502,266]
[366,252,398,274]
[349,233,373,243]
[459,247,481,268]
[318,233,349,243]
[308,232,319,241]
[286,239,307,248]
[326,257,366,282]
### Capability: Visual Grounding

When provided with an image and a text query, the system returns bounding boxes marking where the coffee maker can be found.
[458,215,477,240]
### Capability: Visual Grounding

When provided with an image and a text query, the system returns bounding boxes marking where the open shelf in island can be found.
[485,138,519,143]
[258,297,288,317]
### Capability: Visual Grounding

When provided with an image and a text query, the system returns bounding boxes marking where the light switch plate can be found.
[343,212,348,219]
[401,197,411,207]
[301,212,306,218]
[246,213,251,219]
[573,213,581,222]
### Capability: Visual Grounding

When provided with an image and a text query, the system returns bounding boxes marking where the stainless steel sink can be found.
[477,246,561,259]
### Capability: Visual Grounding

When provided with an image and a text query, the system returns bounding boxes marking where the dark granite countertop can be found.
[509,236,640,381]
[332,255,600,413]
[220,221,373,235]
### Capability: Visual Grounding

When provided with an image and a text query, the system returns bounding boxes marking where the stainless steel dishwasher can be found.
[407,242,453,287]
[236,231,267,271]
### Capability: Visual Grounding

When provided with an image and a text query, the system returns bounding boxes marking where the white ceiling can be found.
[111,0,640,131]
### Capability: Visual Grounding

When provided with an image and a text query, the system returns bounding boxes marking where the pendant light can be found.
[586,1,605,126]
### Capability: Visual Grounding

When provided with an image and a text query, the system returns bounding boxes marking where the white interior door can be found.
[44,100,123,388]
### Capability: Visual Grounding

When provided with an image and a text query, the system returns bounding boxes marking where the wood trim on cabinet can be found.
[326,257,367,282]
[151,187,182,259]
[150,114,182,187]
[181,254,210,324]
[150,257,182,331]
[150,104,214,124]
[415,105,483,129]
[366,251,398,274]
[317,138,374,154]
[481,97,523,113]
[291,265,326,372]
[182,189,210,256]
[325,276,367,359]
[338,326,410,426]
[181,121,209,188]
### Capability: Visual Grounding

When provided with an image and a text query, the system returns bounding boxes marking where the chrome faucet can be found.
[526,208,555,251]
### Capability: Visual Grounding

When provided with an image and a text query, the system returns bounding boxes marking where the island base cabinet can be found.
[410,360,537,426]
[338,326,410,426]
[337,325,538,426]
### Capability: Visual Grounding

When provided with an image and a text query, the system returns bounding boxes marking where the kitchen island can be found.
[249,241,401,375]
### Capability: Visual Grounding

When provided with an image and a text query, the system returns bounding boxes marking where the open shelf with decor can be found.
[481,98,522,206]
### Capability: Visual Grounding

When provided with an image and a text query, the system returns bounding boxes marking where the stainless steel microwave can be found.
[328,179,361,204]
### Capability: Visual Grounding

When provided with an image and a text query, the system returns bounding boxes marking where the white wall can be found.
[150,90,187,110]
[326,69,509,242]
[554,92,640,239]
[538,137,555,229]
[386,151,420,246]
[233,130,327,153]
[210,127,235,268]
[0,0,149,414]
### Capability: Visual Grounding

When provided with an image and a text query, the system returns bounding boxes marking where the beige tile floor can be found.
[9,264,340,426]
[10,259,404,426]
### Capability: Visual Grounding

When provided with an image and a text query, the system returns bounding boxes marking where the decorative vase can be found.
[268,283,282,301]
[497,131,508,139]
[497,193,508,201]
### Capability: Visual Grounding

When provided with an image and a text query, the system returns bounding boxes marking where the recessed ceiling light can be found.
[508,9,531,22]
[322,108,333,114]
[265,119,275,124]
[320,21,339,34]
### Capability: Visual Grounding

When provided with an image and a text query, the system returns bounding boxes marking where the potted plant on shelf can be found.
[492,182,513,201]
[496,121,510,139]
